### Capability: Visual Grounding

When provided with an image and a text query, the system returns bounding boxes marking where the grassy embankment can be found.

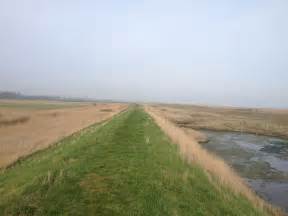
[0,106,271,215]
[0,101,125,168]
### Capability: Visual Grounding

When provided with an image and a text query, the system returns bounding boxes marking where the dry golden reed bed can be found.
[0,101,127,168]
[145,105,283,216]
[155,104,288,139]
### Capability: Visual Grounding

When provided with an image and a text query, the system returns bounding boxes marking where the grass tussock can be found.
[145,106,283,216]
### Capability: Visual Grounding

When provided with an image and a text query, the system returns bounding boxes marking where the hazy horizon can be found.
[1,1,288,108]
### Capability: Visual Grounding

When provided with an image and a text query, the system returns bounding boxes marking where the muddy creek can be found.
[201,130,288,212]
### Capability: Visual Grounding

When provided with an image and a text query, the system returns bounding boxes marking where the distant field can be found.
[0,107,272,215]
[152,104,288,139]
[0,99,89,110]
[0,100,127,168]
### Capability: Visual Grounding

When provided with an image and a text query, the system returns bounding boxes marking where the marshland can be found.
[1,0,288,215]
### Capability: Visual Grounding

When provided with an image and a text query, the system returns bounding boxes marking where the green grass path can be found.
[0,106,268,215]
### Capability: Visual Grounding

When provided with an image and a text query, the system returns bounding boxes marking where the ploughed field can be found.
[0,100,126,168]
[0,106,271,216]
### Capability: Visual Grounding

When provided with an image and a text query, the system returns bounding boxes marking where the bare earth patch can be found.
[80,173,109,193]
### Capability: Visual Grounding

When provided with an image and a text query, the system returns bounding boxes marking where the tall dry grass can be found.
[0,103,127,168]
[154,104,288,140]
[145,105,283,216]
[0,116,30,127]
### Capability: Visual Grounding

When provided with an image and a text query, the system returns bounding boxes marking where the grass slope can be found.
[0,106,268,215]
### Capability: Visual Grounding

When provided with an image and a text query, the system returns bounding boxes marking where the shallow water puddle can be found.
[201,130,288,212]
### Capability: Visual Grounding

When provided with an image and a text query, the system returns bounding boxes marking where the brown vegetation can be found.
[100,109,113,112]
[152,104,288,139]
[0,101,127,168]
[145,105,282,216]
[0,116,30,127]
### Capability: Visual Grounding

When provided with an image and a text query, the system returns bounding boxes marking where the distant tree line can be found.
[0,91,122,103]
[0,91,83,102]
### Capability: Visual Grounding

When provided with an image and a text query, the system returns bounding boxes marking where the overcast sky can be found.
[0,0,288,107]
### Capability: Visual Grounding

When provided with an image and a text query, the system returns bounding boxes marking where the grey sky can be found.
[0,0,288,107]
